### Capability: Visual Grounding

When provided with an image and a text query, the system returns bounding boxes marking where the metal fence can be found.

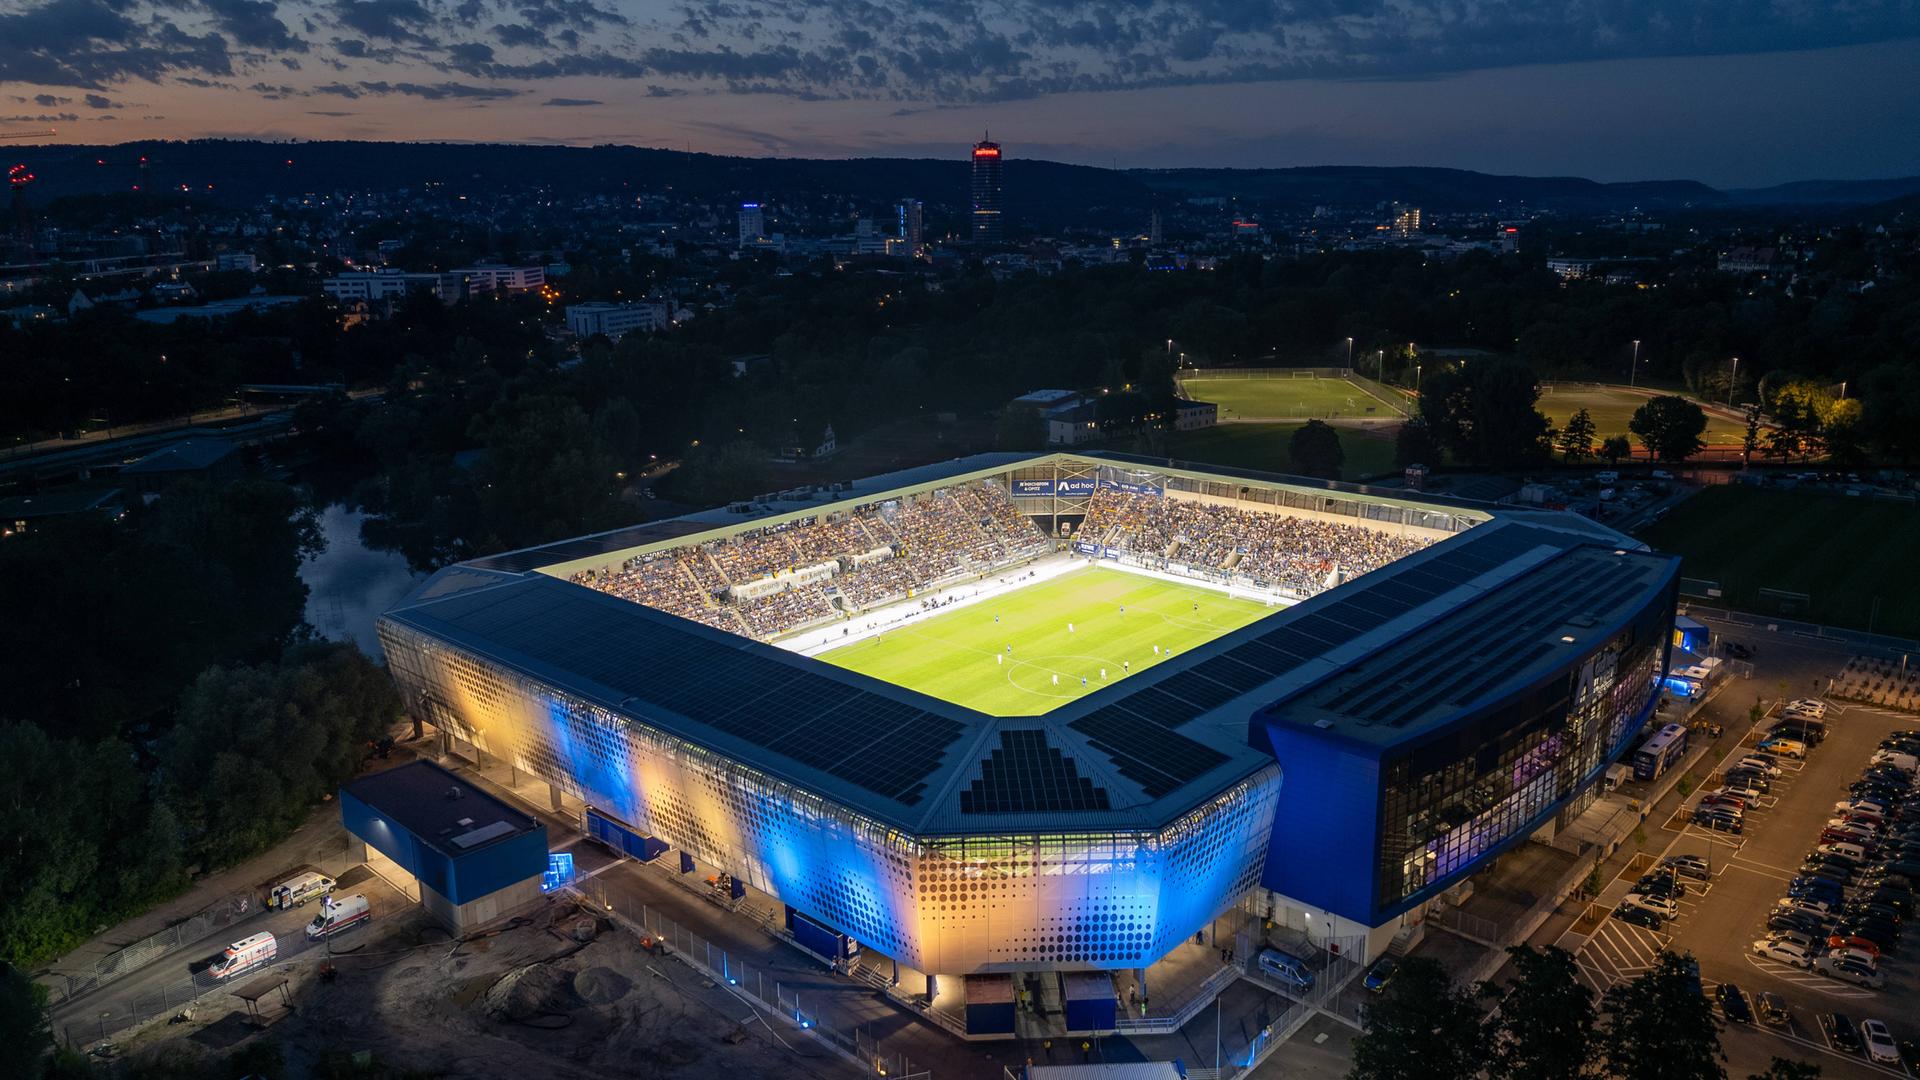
[42,892,256,1007]
[58,959,289,1050]
[573,880,932,1080]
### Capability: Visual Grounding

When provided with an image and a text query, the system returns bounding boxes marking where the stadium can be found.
[377,452,1679,1008]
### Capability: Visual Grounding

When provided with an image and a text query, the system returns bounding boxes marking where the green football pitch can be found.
[1179,375,1407,421]
[818,567,1278,716]
[1538,385,1748,446]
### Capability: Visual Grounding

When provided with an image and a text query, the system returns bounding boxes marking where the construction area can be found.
[92,893,867,1080]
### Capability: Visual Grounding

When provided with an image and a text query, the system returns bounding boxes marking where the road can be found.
[50,867,407,1046]
[1569,617,1918,1078]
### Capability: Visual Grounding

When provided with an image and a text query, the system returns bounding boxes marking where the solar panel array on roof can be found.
[960,730,1112,814]
[1066,708,1231,798]
[465,520,719,574]
[402,578,966,806]
[1312,548,1663,728]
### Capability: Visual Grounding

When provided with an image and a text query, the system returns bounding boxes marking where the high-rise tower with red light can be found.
[970,134,1003,243]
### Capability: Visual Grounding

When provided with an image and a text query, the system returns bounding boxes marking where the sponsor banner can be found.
[1101,548,1121,559]
[1105,479,1164,496]
[1058,477,1098,496]
[1072,541,1102,556]
[1011,479,1055,497]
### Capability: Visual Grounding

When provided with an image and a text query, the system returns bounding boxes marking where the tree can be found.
[0,962,51,1080]
[1628,396,1708,462]
[1349,956,1487,1080]
[1556,408,1597,462]
[1600,435,1631,465]
[1765,397,1804,463]
[1394,417,1440,468]
[1742,405,1761,467]
[1290,419,1345,479]
[1464,357,1551,468]
[1600,952,1723,1080]
[995,403,1046,451]
[1746,1057,1820,1080]
[1481,945,1598,1080]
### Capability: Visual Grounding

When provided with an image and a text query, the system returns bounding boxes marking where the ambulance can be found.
[210,932,277,978]
[306,894,372,940]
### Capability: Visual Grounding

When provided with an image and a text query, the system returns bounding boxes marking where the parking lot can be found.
[1569,689,1918,1077]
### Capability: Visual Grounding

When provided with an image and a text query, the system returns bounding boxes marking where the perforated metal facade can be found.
[381,619,1277,973]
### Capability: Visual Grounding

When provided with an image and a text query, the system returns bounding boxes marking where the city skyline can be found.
[0,0,1916,186]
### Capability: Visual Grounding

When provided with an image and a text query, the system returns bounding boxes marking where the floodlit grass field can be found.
[1636,486,1920,637]
[819,567,1276,716]
[1539,385,1749,446]
[1180,375,1407,421]
[1141,423,1398,480]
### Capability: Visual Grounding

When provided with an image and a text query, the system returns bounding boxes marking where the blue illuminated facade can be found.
[376,452,1681,972]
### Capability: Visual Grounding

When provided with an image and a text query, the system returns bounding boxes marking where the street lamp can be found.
[1630,339,1640,388]
[1416,363,1423,394]
[1729,357,1740,405]
[1344,336,1353,373]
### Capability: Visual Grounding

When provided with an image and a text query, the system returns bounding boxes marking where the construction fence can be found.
[574,879,933,1080]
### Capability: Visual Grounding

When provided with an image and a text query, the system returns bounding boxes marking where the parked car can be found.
[1752,939,1814,968]
[1633,874,1687,898]
[1863,1020,1900,1066]
[1362,956,1397,994]
[1661,853,1710,880]
[1814,955,1884,989]
[1613,903,1664,929]
[1786,698,1828,718]
[1823,1012,1863,1054]
[1715,983,1753,1024]
[1623,893,1678,919]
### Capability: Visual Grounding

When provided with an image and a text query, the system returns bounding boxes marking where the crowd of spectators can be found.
[571,483,1047,640]
[1084,490,1432,598]
[735,582,837,638]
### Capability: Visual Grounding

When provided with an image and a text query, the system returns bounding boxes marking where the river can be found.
[299,503,422,658]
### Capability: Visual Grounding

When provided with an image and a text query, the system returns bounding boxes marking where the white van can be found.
[306,893,372,939]
[1785,699,1828,719]
[268,871,335,910]
[211,932,277,978]
[1815,842,1869,865]
[1257,948,1315,990]
[1871,751,1917,773]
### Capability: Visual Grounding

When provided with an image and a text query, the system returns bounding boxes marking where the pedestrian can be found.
[1052,674,1059,686]
[1100,667,1107,680]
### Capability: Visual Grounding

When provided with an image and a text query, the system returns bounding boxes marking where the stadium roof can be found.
[383,452,1672,836]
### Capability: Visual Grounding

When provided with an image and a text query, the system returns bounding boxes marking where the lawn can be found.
[818,567,1277,716]
[1538,385,1749,447]
[1636,486,1920,637]
[1141,422,1400,480]
[1179,375,1410,421]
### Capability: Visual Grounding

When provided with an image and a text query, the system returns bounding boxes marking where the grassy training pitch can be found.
[1635,486,1920,638]
[1180,375,1407,421]
[1539,385,1749,447]
[818,567,1277,716]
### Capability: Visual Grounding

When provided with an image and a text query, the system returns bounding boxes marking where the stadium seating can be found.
[574,482,1435,641]
[1083,489,1432,599]
[572,482,1049,641]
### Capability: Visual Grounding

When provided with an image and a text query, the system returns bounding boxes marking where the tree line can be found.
[0,481,401,970]
[1351,947,1819,1080]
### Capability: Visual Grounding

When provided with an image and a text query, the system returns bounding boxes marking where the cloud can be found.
[541,96,601,106]
[354,79,521,99]
[83,93,123,108]
[2,0,1917,110]
[203,0,308,54]
[34,93,72,106]
[307,109,355,115]
[332,0,433,43]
